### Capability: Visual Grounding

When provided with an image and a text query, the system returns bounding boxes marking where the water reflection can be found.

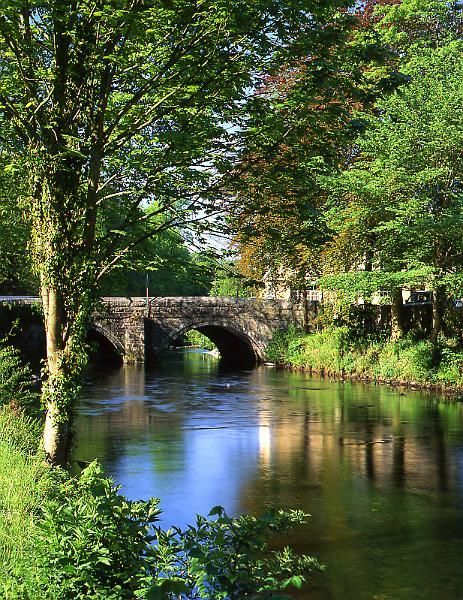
[75,349,463,599]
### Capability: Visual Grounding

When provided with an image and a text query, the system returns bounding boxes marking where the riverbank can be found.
[0,405,319,599]
[0,407,61,598]
[266,326,463,394]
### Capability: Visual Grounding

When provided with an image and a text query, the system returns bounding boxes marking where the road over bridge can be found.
[0,296,314,365]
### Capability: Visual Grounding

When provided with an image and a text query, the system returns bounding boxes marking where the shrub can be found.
[0,344,38,413]
[30,462,162,599]
[0,404,42,454]
[265,326,305,364]
[434,347,463,386]
[154,506,322,600]
[376,338,434,382]
[23,463,321,600]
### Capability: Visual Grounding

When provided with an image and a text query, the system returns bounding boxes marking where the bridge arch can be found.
[168,319,264,367]
[87,323,125,364]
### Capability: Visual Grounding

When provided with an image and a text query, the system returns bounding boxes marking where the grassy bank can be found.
[0,409,60,598]
[266,327,463,390]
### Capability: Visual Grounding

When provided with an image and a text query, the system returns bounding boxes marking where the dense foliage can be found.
[232,0,463,353]
[100,230,213,298]
[321,33,463,340]
[232,0,396,286]
[0,163,36,295]
[0,344,38,412]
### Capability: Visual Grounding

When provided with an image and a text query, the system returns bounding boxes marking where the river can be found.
[74,349,463,599]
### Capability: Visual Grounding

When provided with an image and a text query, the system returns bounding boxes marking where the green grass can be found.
[266,327,463,388]
[0,408,59,598]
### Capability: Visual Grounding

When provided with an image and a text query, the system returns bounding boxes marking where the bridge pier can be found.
[122,316,146,363]
[92,298,147,363]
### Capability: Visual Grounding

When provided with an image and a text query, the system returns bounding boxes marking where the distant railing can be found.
[291,290,322,303]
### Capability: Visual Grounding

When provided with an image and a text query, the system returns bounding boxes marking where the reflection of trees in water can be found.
[73,359,463,600]
[240,379,463,510]
[74,364,186,473]
[76,360,463,534]
[431,407,449,492]
[392,435,405,486]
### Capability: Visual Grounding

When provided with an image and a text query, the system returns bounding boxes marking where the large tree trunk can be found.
[430,286,446,345]
[390,287,404,341]
[42,285,73,466]
[33,152,97,466]
[43,399,71,467]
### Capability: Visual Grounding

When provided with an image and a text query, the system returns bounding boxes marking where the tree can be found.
[0,0,353,464]
[231,1,395,292]
[0,153,36,294]
[316,0,463,341]
[322,35,463,341]
[100,229,212,297]
[209,260,250,297]
[374,0,463,55]
[231,59,358,288]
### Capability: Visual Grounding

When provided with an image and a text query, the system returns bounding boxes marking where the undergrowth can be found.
[0,408,64,598]
[266,326,463,387]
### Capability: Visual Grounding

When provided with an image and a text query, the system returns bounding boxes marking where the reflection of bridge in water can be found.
[0,296,314,366]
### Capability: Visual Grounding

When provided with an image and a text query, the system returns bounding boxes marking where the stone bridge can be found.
[94,297,311,365]
[0,296,313,365]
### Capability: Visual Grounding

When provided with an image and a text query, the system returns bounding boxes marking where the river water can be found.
[74,349,463,599]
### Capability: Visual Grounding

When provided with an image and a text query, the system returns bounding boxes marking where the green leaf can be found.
[208,505,225,517]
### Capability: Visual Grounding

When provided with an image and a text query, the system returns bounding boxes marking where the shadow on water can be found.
[74,349,463,600]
